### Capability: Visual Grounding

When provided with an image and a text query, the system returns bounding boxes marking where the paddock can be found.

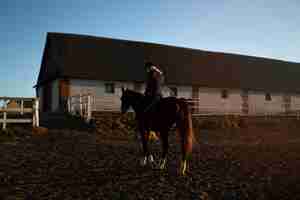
[1,116,300,199]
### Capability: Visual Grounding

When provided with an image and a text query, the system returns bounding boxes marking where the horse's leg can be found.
[139,126,150,166]
[159,130,168,170]
[146,130,155,165]
[177,103,194,176]
[180,135,188,175]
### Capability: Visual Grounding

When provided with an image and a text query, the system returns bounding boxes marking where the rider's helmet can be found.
[144,62,163,74]
[145,62,154,73]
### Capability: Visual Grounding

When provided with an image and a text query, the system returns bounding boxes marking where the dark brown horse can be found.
[120,88,195,175]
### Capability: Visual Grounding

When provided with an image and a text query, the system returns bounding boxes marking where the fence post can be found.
[86,95,92,123]
[3,101,7,130]
[21,100,24,115]
[79,95,83,117]
[32,100,36,127]
[35,99,39,127]
[67,97,71,113]
[3,112,7,130]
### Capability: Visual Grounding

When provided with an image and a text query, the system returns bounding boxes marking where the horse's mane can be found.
[125,89,144,98]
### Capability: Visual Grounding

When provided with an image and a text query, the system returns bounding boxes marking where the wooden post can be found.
[3,101,7,130]
[67,97,71,113]
[87,95,92,123]
[3,111,7,130]
[32,100,36,127]
[70,96,74,114]
[21,100,24,115]
[79,95,83,117]
[35,99,39,127]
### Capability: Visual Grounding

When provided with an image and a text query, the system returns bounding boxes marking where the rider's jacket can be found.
[144,65,164,98]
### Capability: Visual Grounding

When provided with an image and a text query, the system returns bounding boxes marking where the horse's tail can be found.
[176,99,196,158]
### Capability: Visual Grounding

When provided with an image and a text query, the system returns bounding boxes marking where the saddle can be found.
[142,96,162,130]
[144,96,161,113]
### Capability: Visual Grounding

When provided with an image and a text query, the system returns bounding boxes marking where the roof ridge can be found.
[46,32,300,64]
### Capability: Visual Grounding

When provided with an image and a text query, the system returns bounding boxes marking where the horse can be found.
[120,88,195,175]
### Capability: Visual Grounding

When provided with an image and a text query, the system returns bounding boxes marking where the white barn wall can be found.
[291,95,300,111]
[68,80,193,111]
[178,86,193,99]
[69,79,135,111]
[197,88,226,113]
[227,90,243,114]
[268,94,283,113]
[248,92,269,115]
[69,79,134,97]
[248,92,284,114]
[70,79,102,96]
[165,85,192,99]
[64,79,300,115]
[196,88,245,114]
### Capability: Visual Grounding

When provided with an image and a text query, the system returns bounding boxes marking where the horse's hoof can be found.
[179,160,187,175]
[148,155,154,163]
[159,159,167,170]
[140,157,147,166]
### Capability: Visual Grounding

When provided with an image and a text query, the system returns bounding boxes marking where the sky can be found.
[0,0,300,97]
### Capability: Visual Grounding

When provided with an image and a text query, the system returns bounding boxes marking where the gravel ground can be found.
[1,126,300,200]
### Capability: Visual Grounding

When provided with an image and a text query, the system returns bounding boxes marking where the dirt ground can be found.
[1,122,300,200]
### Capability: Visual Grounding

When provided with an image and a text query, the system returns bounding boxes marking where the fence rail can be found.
[67,94,300,121]
[0,97,39,130]
[67,94,92,122]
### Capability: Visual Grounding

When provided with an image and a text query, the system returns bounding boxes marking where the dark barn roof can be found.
[37,32,300,93]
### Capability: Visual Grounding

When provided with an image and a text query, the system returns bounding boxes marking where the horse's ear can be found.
[121,87,125,93]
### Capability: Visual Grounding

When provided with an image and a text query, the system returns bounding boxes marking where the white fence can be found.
[67,94,92,122]
[0,97,39,130]
[67,94,300,122]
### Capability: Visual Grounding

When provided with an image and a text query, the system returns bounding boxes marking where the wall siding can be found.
[291,95,300,111]
[268,94,283,113]
[61,79,300,115]
[198,88,226,113]
[227,91,243,114]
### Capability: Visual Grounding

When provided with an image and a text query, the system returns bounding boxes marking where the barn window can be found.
[170,87,178,97]
[105,83,115,94]
[241,90,249,99]
[265,93,272,101]
[221,89,228,99]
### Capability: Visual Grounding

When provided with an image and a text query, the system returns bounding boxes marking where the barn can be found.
[35,32,300,115]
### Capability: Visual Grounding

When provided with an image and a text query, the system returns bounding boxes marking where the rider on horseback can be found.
[144,62,164,112]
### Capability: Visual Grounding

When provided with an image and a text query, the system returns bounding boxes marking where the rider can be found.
[144,62,164,112]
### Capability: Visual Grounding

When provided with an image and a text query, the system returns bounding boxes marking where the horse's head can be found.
[120,87,143,114]
[120,87,145,114]
[120,87,130,114]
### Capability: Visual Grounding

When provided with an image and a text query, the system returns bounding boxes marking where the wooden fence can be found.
[67,94,300,122]
[0,97,39,130]
[67,94,92,122]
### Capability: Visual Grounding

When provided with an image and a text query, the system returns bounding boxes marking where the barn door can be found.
[43,83,52,112]
[59,79,70,111]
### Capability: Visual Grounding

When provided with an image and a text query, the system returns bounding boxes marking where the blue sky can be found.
[0,0,299,97]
